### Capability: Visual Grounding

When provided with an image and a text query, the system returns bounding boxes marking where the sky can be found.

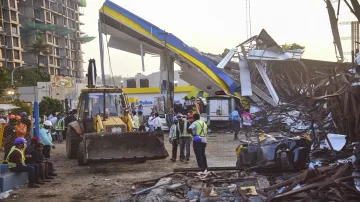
[80,0,357,77]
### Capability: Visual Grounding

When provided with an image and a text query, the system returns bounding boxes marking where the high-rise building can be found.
[0,0,24,69]
[18,0,89,78]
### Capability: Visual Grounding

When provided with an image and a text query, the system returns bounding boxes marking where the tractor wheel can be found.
[66,127,81,159]
[77,141,88,166]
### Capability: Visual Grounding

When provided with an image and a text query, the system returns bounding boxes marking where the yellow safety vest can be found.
[178,120,192,138]
[133,116,139,128]
[6,146,25,168]
[55,118,64,130]
[196,120,207,137]
[170,125,177,140]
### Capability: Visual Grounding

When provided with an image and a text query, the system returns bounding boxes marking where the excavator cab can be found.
[66,59,168,165]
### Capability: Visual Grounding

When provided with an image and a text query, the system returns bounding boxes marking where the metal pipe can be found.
[98,20,106,86]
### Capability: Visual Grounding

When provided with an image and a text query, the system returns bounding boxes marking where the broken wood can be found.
[142,178,172,202]
[173,166,244,172]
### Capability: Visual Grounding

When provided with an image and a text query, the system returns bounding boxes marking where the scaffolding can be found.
[20,22,76,38]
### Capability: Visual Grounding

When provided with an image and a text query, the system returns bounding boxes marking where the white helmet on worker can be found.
[44,120,52,127]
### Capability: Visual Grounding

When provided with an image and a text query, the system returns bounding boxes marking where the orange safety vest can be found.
[16,123,27,138]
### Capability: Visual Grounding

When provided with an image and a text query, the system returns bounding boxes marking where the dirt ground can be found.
[3,132,241,202]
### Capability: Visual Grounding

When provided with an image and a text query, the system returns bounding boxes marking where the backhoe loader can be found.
[65,59,168,165]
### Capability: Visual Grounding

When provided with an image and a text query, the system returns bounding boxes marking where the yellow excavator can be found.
[65,59,168,165]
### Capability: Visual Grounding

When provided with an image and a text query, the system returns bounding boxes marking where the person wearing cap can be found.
[15,115,27,139]
[39,120,55,158]
[7,137,43,188]
[137,110,147,131]
[189,113,208,169]
[177,114,192,163]
[3,115,17,160]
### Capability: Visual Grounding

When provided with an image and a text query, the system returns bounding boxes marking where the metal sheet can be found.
[217,48,236,69]
[239,56,253,96]
[253,61,279,105]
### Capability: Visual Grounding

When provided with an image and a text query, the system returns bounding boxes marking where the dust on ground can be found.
[3,132,241,202]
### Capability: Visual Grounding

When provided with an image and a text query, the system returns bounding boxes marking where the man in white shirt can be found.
[148,112,155,131]
[153,113,162,131]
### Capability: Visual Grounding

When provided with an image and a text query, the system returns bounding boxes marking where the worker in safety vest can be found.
[169,116,179,162]
[54,113,64,143]
[188,113,208,169]
[132,111,139,131]
[6,137,43,188]
[177,114,192,163]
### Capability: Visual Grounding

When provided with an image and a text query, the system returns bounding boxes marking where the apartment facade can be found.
[0,0,24,69]
[18,0,85,77]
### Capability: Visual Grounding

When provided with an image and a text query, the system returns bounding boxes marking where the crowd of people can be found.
[1,112,59,188]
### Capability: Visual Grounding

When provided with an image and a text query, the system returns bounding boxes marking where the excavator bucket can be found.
[77,131,169,165]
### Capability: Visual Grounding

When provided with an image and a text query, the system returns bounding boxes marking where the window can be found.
[13,38,19,47]
[34,9,41,20]
[11,25,17,34]
[65,39,68,47]
[67,59,71,67]
[38,56,45,64]
[49,56,53,64]
[72,61,76,68]
[15,63,20,67]
[63,18,67,26]
[53,15,57,25]
[9,0,16,9]
[47,34,52,43]
[66,49,69,57]
[56,68,60,75]
[46,12,51,21]
[54,37,59,45]
[55,47,59,56]
[0,37,3,46]
[13,50,20,59]
[10,11,17,21]
[56,58,60,66]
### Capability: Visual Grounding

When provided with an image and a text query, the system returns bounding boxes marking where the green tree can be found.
[220,48,230,58]
[281,43,305,51]
[39,97,63,117]
[14,69,50,87]
[28,35,52,71]
[0,68,10,97]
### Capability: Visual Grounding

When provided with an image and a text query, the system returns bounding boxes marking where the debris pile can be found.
[125,161,360,202]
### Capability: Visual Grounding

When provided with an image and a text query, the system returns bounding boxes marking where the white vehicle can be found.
[159,114,169,131]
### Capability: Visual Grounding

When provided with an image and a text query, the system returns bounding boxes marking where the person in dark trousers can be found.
[189,113,208,169]
[137,110,147,131]
[177,114,192,163]
[168,117,179,162]
[229,107,241,140]
[28,143,56,180]
[64,109,77,140]
[6,137,43,188]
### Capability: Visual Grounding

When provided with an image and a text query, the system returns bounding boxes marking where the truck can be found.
[206,96,239,129]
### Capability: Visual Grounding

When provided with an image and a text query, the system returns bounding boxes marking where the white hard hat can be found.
[44,120,52,127]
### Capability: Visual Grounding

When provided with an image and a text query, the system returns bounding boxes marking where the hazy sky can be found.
[80,0,356,77]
